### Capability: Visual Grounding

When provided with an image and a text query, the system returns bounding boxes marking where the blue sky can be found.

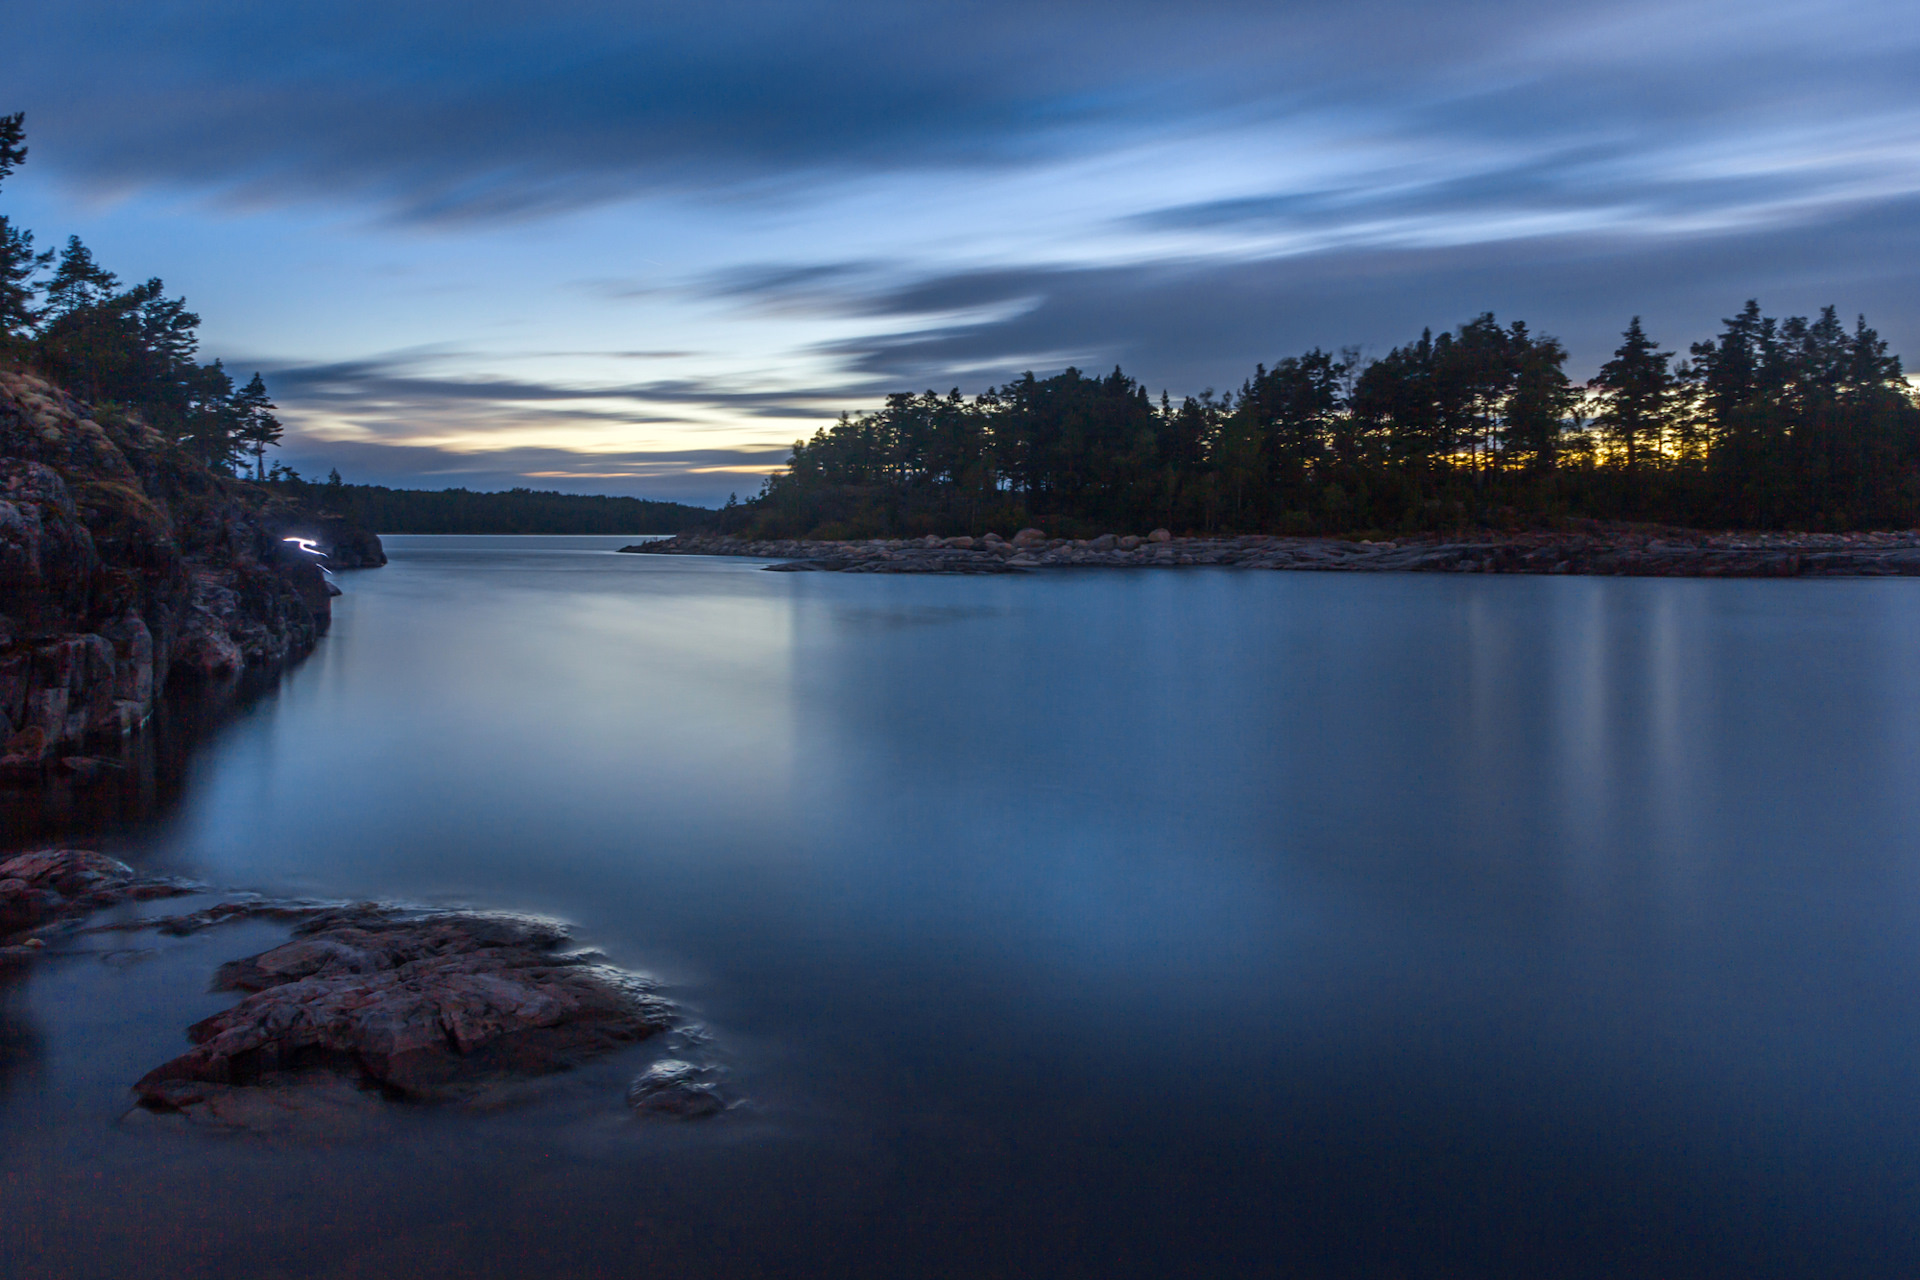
[4,0,1917,504]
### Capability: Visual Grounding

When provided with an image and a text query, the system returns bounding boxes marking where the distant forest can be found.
[265,471,708,534]
[727,306,1920,538]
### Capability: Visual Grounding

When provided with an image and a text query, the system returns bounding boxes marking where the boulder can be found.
[627,1058,727,1118]
[1148,528,1173,543]
[1012,527,1047,548]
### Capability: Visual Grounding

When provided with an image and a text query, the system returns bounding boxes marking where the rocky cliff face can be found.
[0,366,347,771]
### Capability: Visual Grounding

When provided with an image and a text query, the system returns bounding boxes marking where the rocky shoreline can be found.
[2,847,729,1133]
[2,367,384,778]
[623,526,1920,577]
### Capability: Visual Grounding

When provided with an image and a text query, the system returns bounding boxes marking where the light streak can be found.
[283,536,334,575]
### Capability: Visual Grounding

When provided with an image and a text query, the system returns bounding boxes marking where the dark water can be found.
[7,535,1920,1278]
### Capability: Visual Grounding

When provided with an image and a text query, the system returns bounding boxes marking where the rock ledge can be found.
[133,905,677,1123]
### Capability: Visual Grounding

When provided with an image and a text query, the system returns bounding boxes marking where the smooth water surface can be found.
[7,535,1920,1278]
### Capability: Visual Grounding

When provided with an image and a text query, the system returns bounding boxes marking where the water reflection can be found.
[5,539,1920,1277]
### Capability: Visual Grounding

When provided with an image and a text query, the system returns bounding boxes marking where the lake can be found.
[6,535,1920,1278]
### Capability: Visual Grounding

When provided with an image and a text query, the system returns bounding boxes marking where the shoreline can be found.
[0,847,723,1133]
[622,527,1920,577]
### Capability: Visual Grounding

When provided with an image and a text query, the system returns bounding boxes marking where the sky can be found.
[3,0,1917,505]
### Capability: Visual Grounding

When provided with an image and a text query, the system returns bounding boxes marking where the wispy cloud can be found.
[6,0,1915,498]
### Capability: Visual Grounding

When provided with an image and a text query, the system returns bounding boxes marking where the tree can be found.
[232,372,283,480]
[41,236,120,321]
[0,217,48,342]
[1590,318,1674,474]
[1502,329,1578,472]
[0,116,50,343]
[180,358,240,471]
[0,112,25,189]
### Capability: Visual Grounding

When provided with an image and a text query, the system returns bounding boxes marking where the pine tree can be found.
[232,372,283,480]
[0,115,49,343]
[41,236,120,320]
[0,112,25,189]
[0,217,49,342]
[181,358,241,471]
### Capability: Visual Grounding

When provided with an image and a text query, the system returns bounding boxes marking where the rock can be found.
[627,1058,726,1118]
[131,1069,386,1135]
[2,367,356,767]
[302,514,387,568]
[4,722,47,762]
[615,526,1920,579]
[1012,527,1047,548]
[0,847,199,945]
[133,908,676,1112]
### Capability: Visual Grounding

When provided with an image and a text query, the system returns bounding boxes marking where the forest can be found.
[264,471,708,534]
[726,306,1920,539]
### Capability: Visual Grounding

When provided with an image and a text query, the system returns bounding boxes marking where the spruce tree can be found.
[1591,318,1674,473]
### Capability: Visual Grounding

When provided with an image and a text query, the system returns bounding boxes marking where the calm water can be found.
[7,535,1920,1278]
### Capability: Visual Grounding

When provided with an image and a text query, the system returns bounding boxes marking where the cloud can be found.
[811,193,1920,392]
[9,0,1916,503]
[8,1,1914,223]
[260,354,890,424]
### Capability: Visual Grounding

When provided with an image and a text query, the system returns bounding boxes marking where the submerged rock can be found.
[133,907,677,1122]
[627,1058,727,1118]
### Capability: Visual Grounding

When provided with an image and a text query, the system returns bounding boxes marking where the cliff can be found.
[0,367,363,771]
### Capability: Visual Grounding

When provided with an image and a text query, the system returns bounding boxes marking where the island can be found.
[623,525,1920,576]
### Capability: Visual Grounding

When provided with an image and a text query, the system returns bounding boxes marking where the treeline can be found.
[0,114,283,477]
[732,306,1920,538]
[265,470,710,534]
